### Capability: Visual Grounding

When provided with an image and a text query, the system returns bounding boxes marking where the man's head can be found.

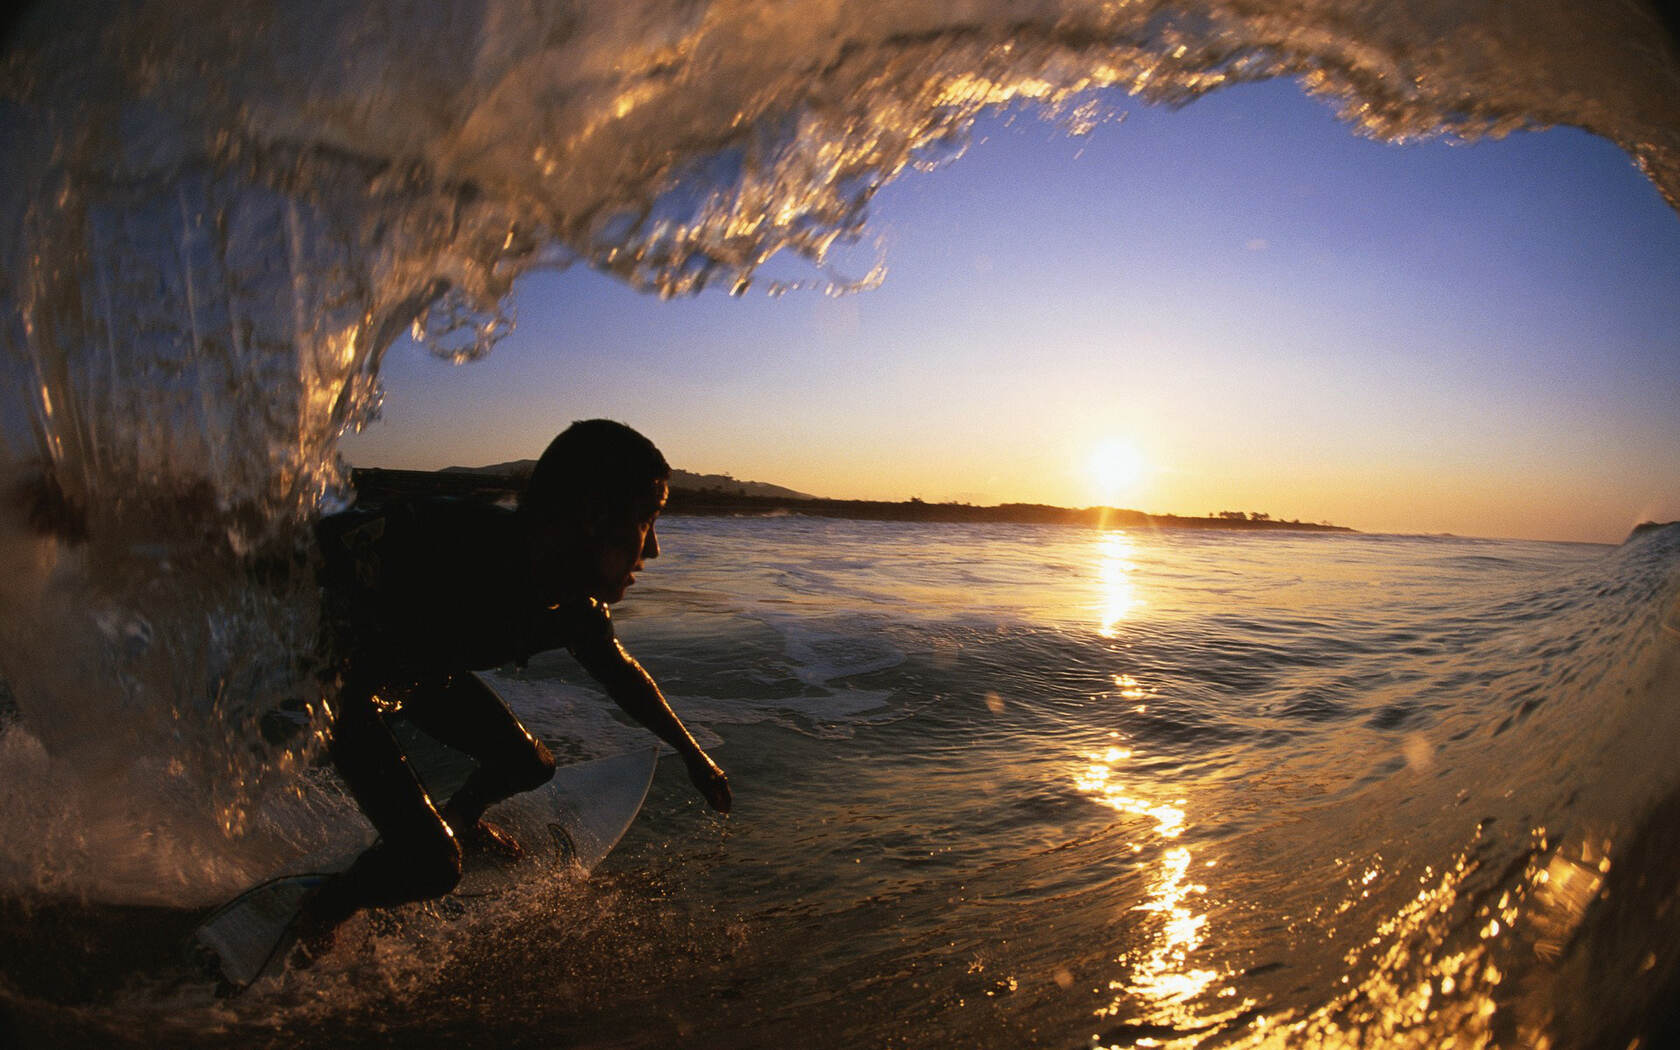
[521,420,671,604]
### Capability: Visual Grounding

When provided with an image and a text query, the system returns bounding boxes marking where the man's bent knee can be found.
[515,738,557,794]
[485,735,556,798]
[404,825,465,900]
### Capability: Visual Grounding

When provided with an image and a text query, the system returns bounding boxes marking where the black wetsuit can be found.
[313,498,613,908]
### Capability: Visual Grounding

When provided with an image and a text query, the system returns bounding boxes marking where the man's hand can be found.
[685,751,732,813]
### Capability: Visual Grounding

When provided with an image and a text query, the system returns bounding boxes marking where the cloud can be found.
[1245,238,1268,252]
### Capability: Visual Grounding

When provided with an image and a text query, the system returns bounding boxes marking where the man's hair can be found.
[521,419,670,524]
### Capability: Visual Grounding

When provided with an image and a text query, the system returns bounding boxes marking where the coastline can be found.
[349,467,1354,534]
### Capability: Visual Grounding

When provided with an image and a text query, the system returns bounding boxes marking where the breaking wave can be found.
[0,0,1676,908]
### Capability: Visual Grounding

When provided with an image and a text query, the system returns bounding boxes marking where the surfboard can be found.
[191,746,659,994]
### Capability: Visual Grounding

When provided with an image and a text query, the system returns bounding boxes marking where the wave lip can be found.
[5,0,1679,542]
[1,2,1679,1037]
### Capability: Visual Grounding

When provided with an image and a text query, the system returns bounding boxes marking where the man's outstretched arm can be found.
[569,632,732,813]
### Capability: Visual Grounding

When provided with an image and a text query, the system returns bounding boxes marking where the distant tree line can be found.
[346,468,1353,534]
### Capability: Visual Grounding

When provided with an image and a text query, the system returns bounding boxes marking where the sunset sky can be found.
[341,78,1680,544]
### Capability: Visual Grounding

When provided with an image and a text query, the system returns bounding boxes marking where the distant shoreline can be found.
[350,467,1355,534]
[668,490,1354,532]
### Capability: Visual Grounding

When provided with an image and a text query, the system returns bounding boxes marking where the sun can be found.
[1087,438,1148,505]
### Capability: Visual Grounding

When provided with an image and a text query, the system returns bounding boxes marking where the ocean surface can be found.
[3,517,1679,1048]
[5,1,1680,1047]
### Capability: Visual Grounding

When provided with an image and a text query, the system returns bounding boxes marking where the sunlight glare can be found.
[1088,438,1148,505]
[1096,532,1139,637]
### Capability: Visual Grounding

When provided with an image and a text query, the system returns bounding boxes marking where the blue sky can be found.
[342,78,1680,543]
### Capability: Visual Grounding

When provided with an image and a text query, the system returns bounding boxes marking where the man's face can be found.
[586,481,667,604]
[529,480,669,605]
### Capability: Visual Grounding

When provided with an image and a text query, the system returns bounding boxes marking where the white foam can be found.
[0,724,272,906]
[3,0,1678,909]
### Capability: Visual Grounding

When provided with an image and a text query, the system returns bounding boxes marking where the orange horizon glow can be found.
[342,81,1680,547]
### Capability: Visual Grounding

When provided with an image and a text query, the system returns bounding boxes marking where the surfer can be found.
[295,419,730,955]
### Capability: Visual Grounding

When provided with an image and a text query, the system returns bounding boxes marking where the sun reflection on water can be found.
[1072,745,1527,1048]
[1111,845,1224,1014]
[1096,532,1140,637]
[1070,736,1608,1048]
[1073,743,1251,1038]
[1074,750,1185,840]
[1229,825,1625,1049]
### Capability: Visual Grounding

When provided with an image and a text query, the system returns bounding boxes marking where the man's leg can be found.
[399,673,556,845]
[300,684,463,941]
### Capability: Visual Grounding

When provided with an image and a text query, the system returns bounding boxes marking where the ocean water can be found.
[4,1,1680,1047]
[3,517,1679,1048]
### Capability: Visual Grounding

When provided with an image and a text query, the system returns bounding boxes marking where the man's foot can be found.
[287,906,340,971]
[287,881,351,971]
[455,818,524,863]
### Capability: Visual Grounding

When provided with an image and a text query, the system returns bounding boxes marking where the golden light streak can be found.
[1120,845,1222,1010]
[1073,744,1251,1039]
[1096,531,1139,637]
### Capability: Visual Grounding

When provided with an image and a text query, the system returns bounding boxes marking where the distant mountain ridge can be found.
[440,459,815,500]
[355,464,1349,533]
[440,459,534,478]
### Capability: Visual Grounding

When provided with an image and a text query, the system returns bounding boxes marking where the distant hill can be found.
[351,465,1349,534]
[440,459,535,477]
[667,469,814,500]
[439,459,815,500]
[662,490,1355,533]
